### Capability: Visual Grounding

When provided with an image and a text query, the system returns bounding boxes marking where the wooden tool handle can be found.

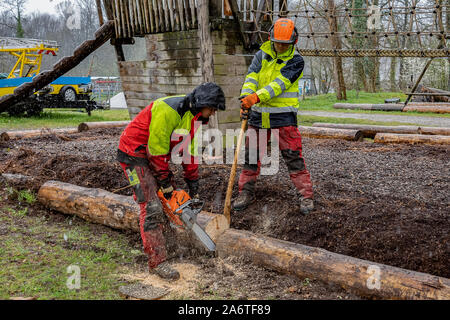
[223,119,248,224]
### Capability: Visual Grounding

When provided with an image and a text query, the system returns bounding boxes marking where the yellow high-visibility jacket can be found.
[241,41,304,129]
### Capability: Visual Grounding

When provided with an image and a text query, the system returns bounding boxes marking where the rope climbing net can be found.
[240,0,449,57]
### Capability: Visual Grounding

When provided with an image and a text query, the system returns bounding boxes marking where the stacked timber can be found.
[312,123,420,138]
[299,126,363,141]
[411,85,450,103]
[78,121,130,132]
[374,133,450,145]
[36,181,450,300]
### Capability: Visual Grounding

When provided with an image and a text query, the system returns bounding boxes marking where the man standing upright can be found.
[233,18,314,215]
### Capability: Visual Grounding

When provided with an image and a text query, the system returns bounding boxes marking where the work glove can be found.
[239,93,260,110]
[240,108,250,120]
[158,178,174,199]
[185,179,199,199]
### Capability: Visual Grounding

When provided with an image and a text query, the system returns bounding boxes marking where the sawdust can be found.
[118,263,202,299]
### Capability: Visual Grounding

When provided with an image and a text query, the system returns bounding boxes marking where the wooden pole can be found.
[312,123,420,138]
[77,120,131,132]
[96,0,105,26]
[224,119,248,224]
[299,126,363,141]
[404,58,434,107]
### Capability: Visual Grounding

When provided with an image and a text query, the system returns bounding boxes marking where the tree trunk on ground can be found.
[77,121,130,132]
[312,123,420,138]
[375,133,450,145]
[299,126,363,141]
[217,229,450,300]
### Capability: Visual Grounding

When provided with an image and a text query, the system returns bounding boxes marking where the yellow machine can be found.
[0,37,96,116]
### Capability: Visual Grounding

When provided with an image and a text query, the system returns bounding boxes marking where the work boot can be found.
[151,261,180,281]
[233,190,256,211]
[300,198,314,215]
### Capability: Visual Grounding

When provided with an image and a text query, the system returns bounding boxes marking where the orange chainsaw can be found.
[157,190,216,251]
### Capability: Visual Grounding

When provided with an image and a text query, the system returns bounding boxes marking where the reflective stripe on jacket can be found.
[118,95,204,181]
[241,41,304,129]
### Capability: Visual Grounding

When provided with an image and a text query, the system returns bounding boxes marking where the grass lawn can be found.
[0,187,140,300]
[0,91,448,131]
[301,90,450,118]
[0,109,130,130]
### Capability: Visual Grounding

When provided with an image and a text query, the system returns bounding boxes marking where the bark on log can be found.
[216,229,450,300]
[1,173,35,188]
[312,123,420,138]
[374,133,450,145]
[418,127,450,136]
[333,103,405,111]
[37,181,229,243]
[0,128,79,141]
[411,85,450,103]
[299,126,363,141]
[78,121,131,132]
[403,105,450,114]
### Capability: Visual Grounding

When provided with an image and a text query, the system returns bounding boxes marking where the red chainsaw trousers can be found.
[120,162,168,269]
[238,125,314,199]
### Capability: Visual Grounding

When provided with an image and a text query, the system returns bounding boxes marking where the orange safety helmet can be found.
[268,18,298,44]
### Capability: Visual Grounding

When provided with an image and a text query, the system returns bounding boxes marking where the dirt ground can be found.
[0,128,448,291]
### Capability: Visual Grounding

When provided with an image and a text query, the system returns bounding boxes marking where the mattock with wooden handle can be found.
[223,113,248,224]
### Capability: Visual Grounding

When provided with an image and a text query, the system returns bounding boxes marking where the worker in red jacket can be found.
[117,83,226,280]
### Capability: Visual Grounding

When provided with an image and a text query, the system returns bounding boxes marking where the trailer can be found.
[0,37,99,116]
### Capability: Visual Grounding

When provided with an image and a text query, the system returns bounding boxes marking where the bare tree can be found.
[0,0,28,38]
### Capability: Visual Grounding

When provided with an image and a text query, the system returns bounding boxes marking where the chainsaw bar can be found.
[179,201,216,252]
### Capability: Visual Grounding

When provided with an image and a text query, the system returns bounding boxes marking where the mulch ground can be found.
[0,128,448,279]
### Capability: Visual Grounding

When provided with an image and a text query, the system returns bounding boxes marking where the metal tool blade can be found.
[191,222,216,251]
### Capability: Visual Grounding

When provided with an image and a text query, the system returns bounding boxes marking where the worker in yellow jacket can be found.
[233,18,314,215]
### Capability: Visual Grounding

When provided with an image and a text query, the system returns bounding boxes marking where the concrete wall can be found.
[118,28,253,130]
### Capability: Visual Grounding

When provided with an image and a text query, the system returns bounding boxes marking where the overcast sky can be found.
[25,0,60,15]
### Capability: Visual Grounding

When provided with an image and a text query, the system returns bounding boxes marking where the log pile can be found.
[35,181,450,300]
[411,85,450,103]
[374,133,450,145]
[299,126,363,141]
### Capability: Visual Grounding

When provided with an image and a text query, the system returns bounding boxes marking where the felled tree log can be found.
[0,128,78,141]
[312,123,420,138]
[78,121,131,132]
[403,105,450,114]
[374,133,450,145]
[418,127,450,136]
[217,229,450,300]
[299,126,363,141]
[333,103,405,111]
[1,173,35,189]
[37,181,229,243]
[412,85,450,103]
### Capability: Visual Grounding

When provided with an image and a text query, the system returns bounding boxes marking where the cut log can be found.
[0,128,78,141]
[299,126,363,141]
[418,127,450,136]
[403,105,450,114]
[37,181,229,243]
[1,173,35,188]
[374,133,450,145]
[216,229,450,300]
[312,123,420,138]
[78,121,131,132]
[411,85,450,103]
[333,103,405,111]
